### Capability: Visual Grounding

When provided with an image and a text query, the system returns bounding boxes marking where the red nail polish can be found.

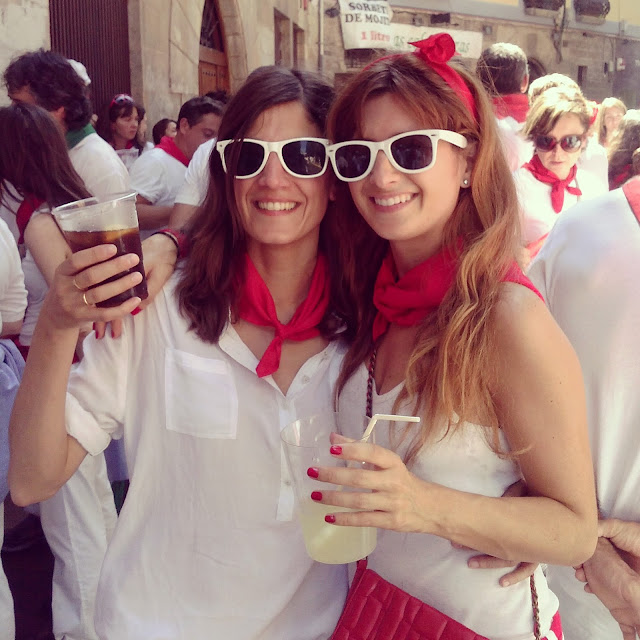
[330,445,342,455]
[111,329,116,339]
[307,467,319,479]
[131,307,142,316]
[325,514,336,524]
[311,491,322,501]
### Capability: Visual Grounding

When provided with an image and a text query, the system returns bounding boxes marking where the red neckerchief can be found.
[155,135,189,167]
[372,247,543,341]
[622,175,640,223]
[523,154,582,213]
[492,93,529,123]
[237,253,330,378]
[16,195,45,244]
[125,140,135,149]
[610,164,632,191]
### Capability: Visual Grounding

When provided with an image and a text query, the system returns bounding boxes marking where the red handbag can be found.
[330,558,490,640]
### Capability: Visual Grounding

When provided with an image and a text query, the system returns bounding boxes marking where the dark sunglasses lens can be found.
[535,136,556,151]
[229,141,265,177]
[282,140,326,176]
[390,134,434,171]
[334,144,371,179]
[561,135,582,151]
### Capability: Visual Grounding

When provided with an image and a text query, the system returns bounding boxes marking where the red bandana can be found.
[372,247,543,341]
[523,154,582,213]
[155,135,189,167]
[491,93,529,123]
[16,195,45,244]
[237,254,330,378]
[610,164,632,191]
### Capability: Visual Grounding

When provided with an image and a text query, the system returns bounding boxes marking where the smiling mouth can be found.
[372,194,415,207]
[256,201,297,212]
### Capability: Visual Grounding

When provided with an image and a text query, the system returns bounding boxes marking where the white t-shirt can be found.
[0,218,27,336]
[514,165,608,248]
[338,367,559,639]
[64,275,348,640]
[496,116,534,172]
[174,137,215,207]
[69,132,130,199]
[579,137,609,191]
[528,183,640,639]
[129,147,187,208]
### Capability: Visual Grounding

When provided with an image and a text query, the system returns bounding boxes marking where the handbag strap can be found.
[364,348,542,640]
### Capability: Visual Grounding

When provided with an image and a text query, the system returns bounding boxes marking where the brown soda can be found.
[64,227,148,307]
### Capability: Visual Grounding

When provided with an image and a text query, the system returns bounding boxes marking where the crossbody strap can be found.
[622,176,640,224]
[364,348,542,639]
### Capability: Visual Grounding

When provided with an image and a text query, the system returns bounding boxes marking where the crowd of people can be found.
[1,36,639,640]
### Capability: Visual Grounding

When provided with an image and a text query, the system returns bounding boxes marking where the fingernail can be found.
[307,467,319,479]
[325,514,336,524]
[469,560,479,568]
[330,445,342,455]
[111,329,115,339]
[501,579,511,587]
[131,307,142,316]
[95,329,99,338]
[311,491,322,501]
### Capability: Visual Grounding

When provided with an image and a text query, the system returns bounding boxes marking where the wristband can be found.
[153,228,190,259]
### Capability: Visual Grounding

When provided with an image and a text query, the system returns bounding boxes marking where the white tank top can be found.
[338,364,559,640]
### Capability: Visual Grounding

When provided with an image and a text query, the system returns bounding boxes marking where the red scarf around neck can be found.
[523,154,582,213]
[16,195,46,244]
[237,253,330,378]
[491,93,529,124]
[372,247,543,341]
[155,135,189,167]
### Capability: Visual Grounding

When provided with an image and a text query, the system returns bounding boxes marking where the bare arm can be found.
[314,285,597,566]
[0,318,22,337]
[135,195,172,230]
[169,202,198,229]
[9,245,141,506]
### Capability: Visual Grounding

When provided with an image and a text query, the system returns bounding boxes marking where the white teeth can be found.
[373,194,413,207]
[257,201,297,211]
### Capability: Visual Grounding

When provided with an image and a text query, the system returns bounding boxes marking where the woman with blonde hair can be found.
[514,87,607,259]
[595,96,627,148]
[307,33,597,639]
[607,109,640,189]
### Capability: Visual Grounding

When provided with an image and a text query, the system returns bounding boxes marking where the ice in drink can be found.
[298,500,377,564]
[64,227,148,307]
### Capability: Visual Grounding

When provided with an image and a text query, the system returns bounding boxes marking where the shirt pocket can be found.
[164,348,238,439]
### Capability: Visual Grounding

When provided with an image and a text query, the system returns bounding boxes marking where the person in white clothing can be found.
[129,96,223,235]
[4,50,122,640]
[308,33,596,639]
[528,175,640,640]
[9,65,354,640]
[514,86,608,262]
[0,217,27,339]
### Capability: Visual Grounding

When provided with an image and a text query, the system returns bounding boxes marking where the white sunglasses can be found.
[216,137,330,179]
[327,129,468,182]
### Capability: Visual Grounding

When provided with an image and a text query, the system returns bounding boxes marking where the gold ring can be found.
[73,278,83,290]
[82,292,90,306]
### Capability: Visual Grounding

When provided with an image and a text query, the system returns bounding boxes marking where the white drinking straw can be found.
[361,413,420,443]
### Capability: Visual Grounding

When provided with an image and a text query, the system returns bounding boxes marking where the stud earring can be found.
[462,178,469,186]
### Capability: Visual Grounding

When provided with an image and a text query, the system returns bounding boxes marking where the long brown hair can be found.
[608,109,640,187]
[594,97,627,146]
[329,53,522,463]
[177,66,356,344]
[0,103,91,209]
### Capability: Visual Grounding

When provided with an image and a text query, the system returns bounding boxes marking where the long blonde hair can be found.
[329,53,523,464]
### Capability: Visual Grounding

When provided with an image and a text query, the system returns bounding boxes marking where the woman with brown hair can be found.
[608,109,640,189]
[9,66,351,640]
[309,34,597,638]
[595,96,627,149]
[98,94,144,170]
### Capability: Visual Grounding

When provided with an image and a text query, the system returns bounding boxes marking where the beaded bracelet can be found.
[152,228,190,259]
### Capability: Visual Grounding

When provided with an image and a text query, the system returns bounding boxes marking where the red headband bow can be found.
[410,33,478,123]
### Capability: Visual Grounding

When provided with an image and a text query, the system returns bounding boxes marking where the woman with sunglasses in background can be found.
[514,87,607,261]
[9,66,354,640]
[98,94,145,171]
[309,34,596,639]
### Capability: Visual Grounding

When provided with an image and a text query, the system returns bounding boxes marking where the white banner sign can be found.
[389,25,484,59]
[338,0,394,50]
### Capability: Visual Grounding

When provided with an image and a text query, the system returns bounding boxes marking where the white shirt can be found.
[129,147,187,208]
[514,164,608,248]
[496,116,534,172]
[528,184,640,639]
[64,275,348,640]
[174,137,215,207]
[579,137,609,191]
[338,366,559,639]
[0,218,27,335]
[69,132,130,199]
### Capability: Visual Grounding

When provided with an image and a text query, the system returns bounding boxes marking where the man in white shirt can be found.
[4,48,122,640]
[130,97,223,235]
[528,176,640,639]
